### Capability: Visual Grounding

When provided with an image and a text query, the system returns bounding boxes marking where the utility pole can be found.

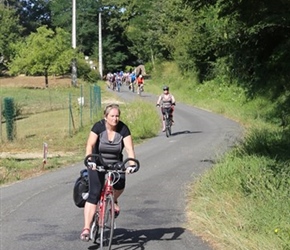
[71,0,77,86]
[98,12,103,79]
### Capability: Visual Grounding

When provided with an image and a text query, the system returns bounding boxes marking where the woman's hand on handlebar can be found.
[87,160,97,170]
[84,154,140,173]
[126,165,138,174]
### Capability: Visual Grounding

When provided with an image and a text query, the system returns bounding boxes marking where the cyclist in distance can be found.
[136,74,144,94]
[156,86,176,132]
[80,104,138,241]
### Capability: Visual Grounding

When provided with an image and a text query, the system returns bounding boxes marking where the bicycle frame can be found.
[163,107,172,137]
[89,170,115,249]
[130,82,135,92]
[137,84,143,95]
[116,81,121,92]
[98,172,114,227]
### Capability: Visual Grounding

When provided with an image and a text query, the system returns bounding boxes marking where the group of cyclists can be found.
[106,71,145,95]
[105,70,176,131]
[106,71,124,92]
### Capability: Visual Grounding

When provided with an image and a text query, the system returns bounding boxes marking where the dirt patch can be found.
[0,75,71,88]
[0,151,74,160]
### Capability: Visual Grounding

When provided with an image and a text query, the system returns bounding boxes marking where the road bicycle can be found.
[129,82,135,93]
[163,107,173,137]
[137,84,144,96]
[84,154,140,250]
[111,81,116,91]
[116,79,122,92]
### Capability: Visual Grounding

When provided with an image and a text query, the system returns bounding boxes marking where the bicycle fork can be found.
[165,112,171,127]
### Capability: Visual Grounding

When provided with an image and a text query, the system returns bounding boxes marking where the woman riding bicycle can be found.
[136,74,144,95]
[80,104,137,241]
[156,86,176,132]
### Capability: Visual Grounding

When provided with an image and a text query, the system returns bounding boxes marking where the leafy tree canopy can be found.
[3,0,290,101]
[8,26,74,87]
[3,0,51,35]
[0,5,23,73]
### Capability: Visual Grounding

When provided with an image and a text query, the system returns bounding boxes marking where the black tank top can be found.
[91,119,131,165]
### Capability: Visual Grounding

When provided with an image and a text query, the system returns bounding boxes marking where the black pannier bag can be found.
[73,169,89,208]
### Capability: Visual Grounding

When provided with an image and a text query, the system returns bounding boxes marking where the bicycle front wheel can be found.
[166,126,171,137]
[100,194,115,250]
[90,212,99,243]
[165,117,171,137]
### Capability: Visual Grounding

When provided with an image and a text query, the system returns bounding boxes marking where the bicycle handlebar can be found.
[84,154,140,172]
[156,103,176,108]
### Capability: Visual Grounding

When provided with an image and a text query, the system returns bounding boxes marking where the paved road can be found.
[0,85,242,250]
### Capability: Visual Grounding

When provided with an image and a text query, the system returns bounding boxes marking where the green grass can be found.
[146,62,290,249]
[0,80,160,184]
[187,151,290,250]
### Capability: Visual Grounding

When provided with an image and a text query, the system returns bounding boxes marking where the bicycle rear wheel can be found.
[100,194,115,250]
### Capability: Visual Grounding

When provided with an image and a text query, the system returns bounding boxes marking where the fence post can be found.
[90,85,93,123]
[69,93,75,136]
[94,84,101,109]
[43,142,48,169]
[4,97,16,141]
[0,97,2,142]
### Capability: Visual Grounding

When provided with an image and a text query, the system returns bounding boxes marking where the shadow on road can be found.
[171,130,202,136]
[88,227,185,250]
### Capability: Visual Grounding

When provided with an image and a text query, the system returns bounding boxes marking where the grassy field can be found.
[0,76,160,184]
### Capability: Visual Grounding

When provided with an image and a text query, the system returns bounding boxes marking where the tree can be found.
[50,0,137,72]
[0,5,23,74]
[50,0,100,55]
[102,0,170,66]
[8,26,74,87]
[217,0,290,94]
[93,34,128,73]
[3,0,52,35]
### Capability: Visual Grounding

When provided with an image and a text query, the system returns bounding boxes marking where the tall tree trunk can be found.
[44,70,48,88]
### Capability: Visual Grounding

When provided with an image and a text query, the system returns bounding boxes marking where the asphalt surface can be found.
[0,84,242,250]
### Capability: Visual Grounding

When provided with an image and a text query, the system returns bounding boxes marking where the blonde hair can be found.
[103,104,121,117]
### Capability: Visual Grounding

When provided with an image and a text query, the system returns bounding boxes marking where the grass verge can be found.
[147,62,290,249]
[0,79,160,185]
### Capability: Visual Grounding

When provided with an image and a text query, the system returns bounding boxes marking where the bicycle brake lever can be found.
[114,162,124,170]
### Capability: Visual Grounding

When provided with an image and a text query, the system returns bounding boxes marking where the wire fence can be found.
[0,84,101,142]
